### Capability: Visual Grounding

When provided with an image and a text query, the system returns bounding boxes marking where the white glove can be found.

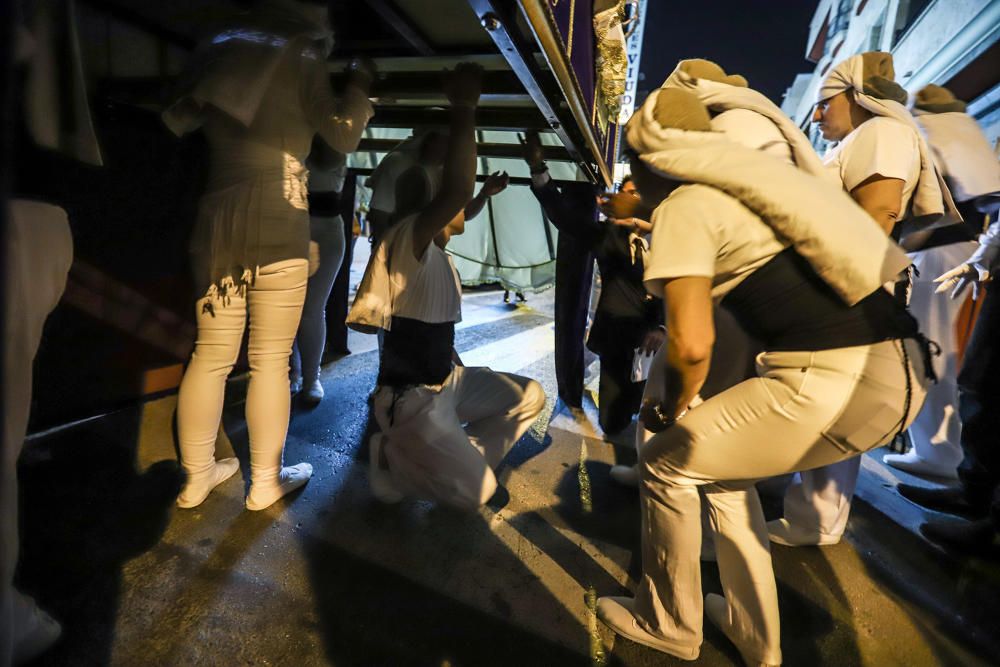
[934,262,990,300]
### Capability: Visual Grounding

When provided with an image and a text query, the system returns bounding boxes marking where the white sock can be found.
[176,458,240,509]
[246,462,313,511]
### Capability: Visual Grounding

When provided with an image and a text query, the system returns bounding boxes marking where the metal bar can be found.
[352,168,543,188]
[366,0,435,56]
[466,0,598,184]
[369,106,550,130]
[518,0,612,187]
[357,138,572,161]
[329,54,510,72]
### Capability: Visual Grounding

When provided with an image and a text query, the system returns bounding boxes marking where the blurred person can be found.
[596,85,930,667]
[899,217,1000,548]
[881,84,1000,478]
[769,52,959,547]
[347,64,544,510]
[4,1,99,662]
[522,131,663,438]
[162,0,374,510]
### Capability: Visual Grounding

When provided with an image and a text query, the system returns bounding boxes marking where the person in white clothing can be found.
[289,138,350,405]
[162,0,374,511]
[881,84,1000,478]
[768,52,958,547]
[595,86,930,666]
[347,64,545,510]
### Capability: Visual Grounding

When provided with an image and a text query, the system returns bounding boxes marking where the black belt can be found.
[308,191,342,217]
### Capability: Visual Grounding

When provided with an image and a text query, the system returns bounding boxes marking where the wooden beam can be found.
[366,0,434,57]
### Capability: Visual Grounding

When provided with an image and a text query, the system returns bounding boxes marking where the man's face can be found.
[620,179,638,196]
[812,91,854,141]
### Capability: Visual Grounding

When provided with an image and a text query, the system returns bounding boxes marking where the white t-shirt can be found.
[644,184,787,301]
[823,116,921,218]
[383,217,463,325]
[368,151,415,215]
[711,108,794,166]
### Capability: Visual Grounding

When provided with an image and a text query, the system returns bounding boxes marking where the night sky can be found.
[638,0,819,106]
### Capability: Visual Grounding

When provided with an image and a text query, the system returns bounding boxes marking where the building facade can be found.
[781,0,1000,150]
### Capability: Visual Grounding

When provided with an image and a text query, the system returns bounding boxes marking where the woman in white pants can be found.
[163,0,374,510]
[768,52,958,547]
[348,64,545,510]
[290,140,349,405]
[596,87,930,666]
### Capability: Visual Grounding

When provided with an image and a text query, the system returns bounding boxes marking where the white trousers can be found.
[904,242,976,469]
[783,242,977,535]
[177,259,308,498]
[372,365,546,510]
[291,214,346,384]
[635,340,927,665]
[2,202,73,667]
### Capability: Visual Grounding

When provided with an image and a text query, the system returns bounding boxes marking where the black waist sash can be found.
[721,248,919,351]
[378,316,455,388]
[308,191,342,217]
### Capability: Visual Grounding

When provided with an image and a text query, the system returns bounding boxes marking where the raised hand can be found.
[445,62,483,109]
[518,130,546,171]
[481,171,510,197]
[934,262,989,300]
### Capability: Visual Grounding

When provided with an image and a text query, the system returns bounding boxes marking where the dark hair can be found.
[620,175,634,188]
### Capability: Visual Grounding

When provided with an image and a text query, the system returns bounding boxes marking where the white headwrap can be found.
[626,89,911,305]
[662,62,826,177]
[818,53,960,230]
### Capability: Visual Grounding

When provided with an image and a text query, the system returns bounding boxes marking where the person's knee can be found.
[520,379,547,417]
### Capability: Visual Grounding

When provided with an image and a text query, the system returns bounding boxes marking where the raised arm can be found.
[464,171,510,221]
[302,55,376,154]
[411,64,482,258]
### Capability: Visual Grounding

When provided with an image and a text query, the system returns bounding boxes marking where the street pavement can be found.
[15,247,995,666]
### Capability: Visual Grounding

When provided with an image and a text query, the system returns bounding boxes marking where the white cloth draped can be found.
[662,63,825,176]
[625,93,911,305]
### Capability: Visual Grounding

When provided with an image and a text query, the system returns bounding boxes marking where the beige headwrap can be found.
[627,88,911,305]
[818,52,960,230]
[662,60,826,176]
[913,85,967,114]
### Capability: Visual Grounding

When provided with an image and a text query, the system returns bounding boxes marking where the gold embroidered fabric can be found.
[593,1,629,119]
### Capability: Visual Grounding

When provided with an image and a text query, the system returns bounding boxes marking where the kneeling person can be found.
[348,64,545,509]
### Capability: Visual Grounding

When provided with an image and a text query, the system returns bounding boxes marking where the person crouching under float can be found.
[595,87,933,666]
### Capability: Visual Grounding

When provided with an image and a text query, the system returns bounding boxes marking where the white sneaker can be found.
[369,434,403,503]
[12,592,62,664]
[766,518,840,547]
[609,464,639,487]
[301,378,324,406]
[176,458,241,509]
[883,452,959,479]
[245,462,313,511]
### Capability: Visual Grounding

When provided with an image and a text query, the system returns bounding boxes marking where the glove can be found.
[934,262,989,300]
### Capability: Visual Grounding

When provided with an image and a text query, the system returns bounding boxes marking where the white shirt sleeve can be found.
[838,117,919,192]
[643,187,719,296]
